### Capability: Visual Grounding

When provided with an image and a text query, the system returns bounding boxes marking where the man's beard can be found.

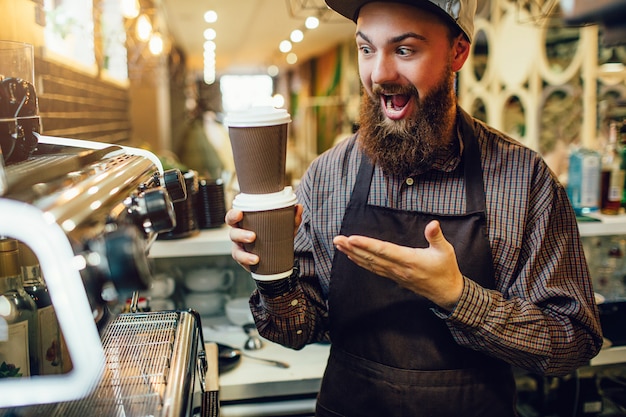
[358,68,457,178]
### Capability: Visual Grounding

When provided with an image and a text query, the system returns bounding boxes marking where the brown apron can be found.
[316,117,518,417]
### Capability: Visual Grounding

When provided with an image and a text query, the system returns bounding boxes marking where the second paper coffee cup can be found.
[232,187,297,280]
[224,106,291,194]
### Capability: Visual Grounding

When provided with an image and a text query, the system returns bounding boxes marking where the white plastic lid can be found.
[224,106,291,127]
[251,268,293,281]
[232,186,297,212]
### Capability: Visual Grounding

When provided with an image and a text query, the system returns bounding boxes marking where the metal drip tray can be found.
[2,310,211,417]
[72,312,180,416]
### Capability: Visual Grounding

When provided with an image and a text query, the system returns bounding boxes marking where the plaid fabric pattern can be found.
[250,115,603,376]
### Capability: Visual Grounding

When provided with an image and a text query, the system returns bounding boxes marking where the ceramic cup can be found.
[184,268,235,292]
[149,273,176,298]
[184,292,230,316]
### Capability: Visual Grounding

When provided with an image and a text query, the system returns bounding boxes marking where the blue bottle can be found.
[567,147,601,216]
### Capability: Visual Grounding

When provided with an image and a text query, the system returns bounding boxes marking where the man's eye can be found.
[397,47,412,56]
[359,46,372,55]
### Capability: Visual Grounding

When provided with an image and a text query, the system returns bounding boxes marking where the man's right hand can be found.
[225,205,304,271]
[226,209,259,271]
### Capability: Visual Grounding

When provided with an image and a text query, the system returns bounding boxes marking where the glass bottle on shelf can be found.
[600,121,624,215]
[619,120,626,210]
[20,242,64,375]
[567,145,601,215]
[0,237,39,377]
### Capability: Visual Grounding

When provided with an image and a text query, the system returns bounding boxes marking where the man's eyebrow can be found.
[356,31,426,44]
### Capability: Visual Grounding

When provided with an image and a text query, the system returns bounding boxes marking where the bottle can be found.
[20,242,63,375]
[619,121,626,210]
[567,146,601,215]
[0,238,39,377]
[600,121,625,214]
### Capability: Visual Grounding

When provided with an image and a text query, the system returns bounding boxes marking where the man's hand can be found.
[333,220,464,310]
[225,204,303,271]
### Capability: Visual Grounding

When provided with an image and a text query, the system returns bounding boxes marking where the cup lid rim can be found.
[232,187,297,211]
[224,106,291,127]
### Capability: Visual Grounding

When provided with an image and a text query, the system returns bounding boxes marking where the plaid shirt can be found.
[250,112,603,376]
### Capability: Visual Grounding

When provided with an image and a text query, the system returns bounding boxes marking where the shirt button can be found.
[290,299,299,306]
[296,330,303,335]
[406,177,414,186]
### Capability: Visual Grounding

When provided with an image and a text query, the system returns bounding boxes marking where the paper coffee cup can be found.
[225,106,291,194]
[232,187,297,280]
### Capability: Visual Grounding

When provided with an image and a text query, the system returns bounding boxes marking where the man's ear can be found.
[451,35,471,72]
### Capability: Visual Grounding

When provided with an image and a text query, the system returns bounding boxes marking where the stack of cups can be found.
[225,106,296,281]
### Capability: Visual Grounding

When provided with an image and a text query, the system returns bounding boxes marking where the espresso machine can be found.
[0,134,219,417]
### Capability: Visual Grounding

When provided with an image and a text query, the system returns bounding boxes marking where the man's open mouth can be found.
[381,94,411,119]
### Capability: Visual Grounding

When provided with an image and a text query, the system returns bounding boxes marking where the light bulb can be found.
[136,14,152,41]
[291,29,304,43]
[121,0,140,19]
[279,40,292,53]
[305,16,319,29]
[149,33,163,55]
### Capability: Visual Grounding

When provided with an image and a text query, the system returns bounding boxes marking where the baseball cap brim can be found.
[324,0,475,43]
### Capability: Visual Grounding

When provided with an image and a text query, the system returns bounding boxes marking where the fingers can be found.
[225,208,243,227]
[333,235,390,273]
[226,208,259,269]
[230,242,259,270]
[294,204,304,232]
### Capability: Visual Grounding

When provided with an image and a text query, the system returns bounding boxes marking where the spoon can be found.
[218,344,290,369]
[243,323,264,350]
[239,351,290,369]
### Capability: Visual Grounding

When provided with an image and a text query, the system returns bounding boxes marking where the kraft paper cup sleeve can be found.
[241,206,295,276]
[233,187,297,278]
[225,106,291,194]
[228,124,288,194]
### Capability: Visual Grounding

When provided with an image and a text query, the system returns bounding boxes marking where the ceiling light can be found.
[305,16,319,29]
[267,65,279,77]
[204,10,218,23]
[149,33,163,55]
[286,52,298,64]
[272,94,285,108]
[204,69,216,85]
[279,40,292,53]
[290,29,304,43]
[204,40,216,51]
[204,28,217,40]
[121,0,140,19]
[204,49,216,62]
[136,14,152,41]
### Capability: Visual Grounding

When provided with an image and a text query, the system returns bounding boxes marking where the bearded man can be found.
[226,1,602,415]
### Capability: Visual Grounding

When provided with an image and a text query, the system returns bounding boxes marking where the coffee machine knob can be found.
[135,188,176,234]
[104,226,152,291]
[162,169,187,202]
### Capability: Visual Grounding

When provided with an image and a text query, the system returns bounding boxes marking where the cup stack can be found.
[225,106,296,281]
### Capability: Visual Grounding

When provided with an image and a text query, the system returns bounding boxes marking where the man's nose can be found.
[371,55,399,85]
